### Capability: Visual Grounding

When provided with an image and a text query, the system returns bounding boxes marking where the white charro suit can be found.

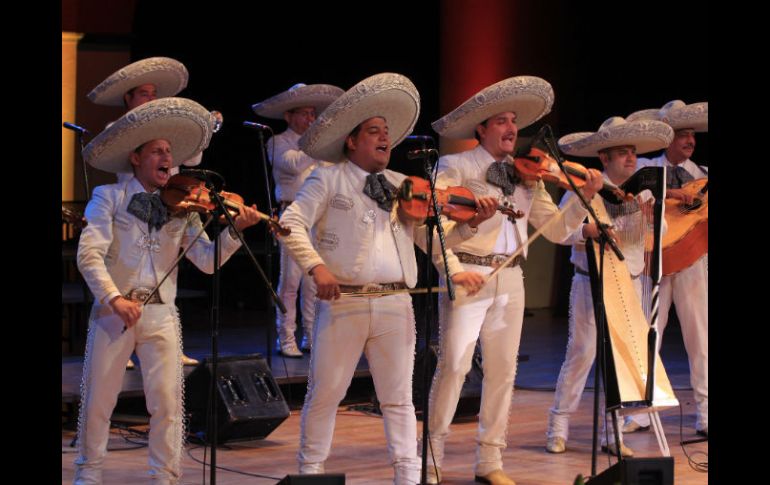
[267,128,327,349]
[74,177,242,485]
[427,145,590,475]
[634,153,708,432]
[280,161,477,484]
[547,183,652,444]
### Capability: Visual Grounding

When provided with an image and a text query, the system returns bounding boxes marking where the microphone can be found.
[243,121,272,131]
[211,111,223,133]
[515,124,549,158]
[406,148,439,160]
[62,122,89,135]
[406,135,434,142]
[178,168,226,186]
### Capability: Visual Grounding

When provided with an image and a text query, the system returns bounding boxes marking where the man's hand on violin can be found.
[579,168,604,199]
[109,295,142,329]
[467,196,498,228]
[310,264,341,300]
[582,223,617,243]
[233,204,262,231]
[667,188,696,205]
[451,271,485,296]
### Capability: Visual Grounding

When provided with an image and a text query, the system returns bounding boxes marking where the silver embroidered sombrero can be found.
[252,83,345,119]
[432,76,554,139]
[87,57,189,107]
[558,116,674,157]
[298,73,420,163]
[83,97,214,173]
[626,100,708,132]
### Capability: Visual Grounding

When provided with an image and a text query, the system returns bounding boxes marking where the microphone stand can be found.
[416,145,454,485]
[540,126,625,475]
[201,172,286,485]
[77,130,91,200]
[62,122,91,201]
[253,125,283,369]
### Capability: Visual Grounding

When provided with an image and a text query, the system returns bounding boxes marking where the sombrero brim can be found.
[87,57,189,107]
[432,76,554,139]
[558,120,674,157]
[298,73,420,163]
[252,84,345,119]
[627,102,708,132]
[83,97,214,173]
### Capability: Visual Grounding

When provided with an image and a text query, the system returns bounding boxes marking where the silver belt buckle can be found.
[361,283,385,292]
[491,254,508,269]
[126,287,160,304]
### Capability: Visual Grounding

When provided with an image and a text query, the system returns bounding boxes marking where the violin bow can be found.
[483,194,581,282]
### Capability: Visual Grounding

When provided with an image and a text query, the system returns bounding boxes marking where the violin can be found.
[397,176,524,223]
[513,147,632,204]
[160,174,290,236]
[62,205,87,228]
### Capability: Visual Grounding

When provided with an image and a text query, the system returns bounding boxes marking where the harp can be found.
[585,166,679,454]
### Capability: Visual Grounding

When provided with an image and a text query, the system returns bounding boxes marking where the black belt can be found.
[456,252,524,269]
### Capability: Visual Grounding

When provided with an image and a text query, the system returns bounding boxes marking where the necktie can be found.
[363,173,397,212]
[127,192,169,231]
[667,165,695,189]
[486,161,519,196]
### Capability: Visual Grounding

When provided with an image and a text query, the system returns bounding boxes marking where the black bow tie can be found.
[667,165,694,189]
[127,192,169,232]
[486,161,519,196]
[363,173,397,212]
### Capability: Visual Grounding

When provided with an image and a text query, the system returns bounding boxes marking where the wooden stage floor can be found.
[61,387,708,484]
[61,308,708,483]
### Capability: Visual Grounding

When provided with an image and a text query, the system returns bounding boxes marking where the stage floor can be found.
[61,308,708,483]
[61,387,708,484]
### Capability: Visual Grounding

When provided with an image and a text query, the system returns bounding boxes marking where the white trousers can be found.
[298,293,421,484]
[276,239,317,346]
[631,254,708,430]
[73,304,184,485]
[546,273,641,443]
[428,264,524,476]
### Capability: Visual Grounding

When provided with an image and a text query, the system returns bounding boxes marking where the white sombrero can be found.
[626,100,708,132]
[298,73,420,163]
[87,57,189,107]
[83,97,215,173]
[432,76,554,139]
[252,83,345,119]
[558,116,674,157]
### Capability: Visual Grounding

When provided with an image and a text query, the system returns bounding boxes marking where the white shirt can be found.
[346,162,405,284]
[562,173,663,277]
[637,153,708,181]
[267,128,327,202]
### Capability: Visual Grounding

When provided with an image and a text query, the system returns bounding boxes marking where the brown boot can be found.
[474,469,516,485]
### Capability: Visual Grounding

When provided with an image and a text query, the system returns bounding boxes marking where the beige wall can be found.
[61,32,83,202]
[64,46,131,201]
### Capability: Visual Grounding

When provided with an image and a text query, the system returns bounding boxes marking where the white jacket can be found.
[77,178,242,306]
[279,161,477,287]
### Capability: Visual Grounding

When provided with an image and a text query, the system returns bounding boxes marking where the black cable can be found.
[105,425,149,452]
[186,445,283,481]
[677,402,708,473]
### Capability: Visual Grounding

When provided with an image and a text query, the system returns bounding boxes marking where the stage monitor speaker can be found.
[587,457,674,485]
[185,353,290,443]
[413,343,482,420]
[276,474,345,484]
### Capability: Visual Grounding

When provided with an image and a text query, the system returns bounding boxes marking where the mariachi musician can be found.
[624,100,708,438]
